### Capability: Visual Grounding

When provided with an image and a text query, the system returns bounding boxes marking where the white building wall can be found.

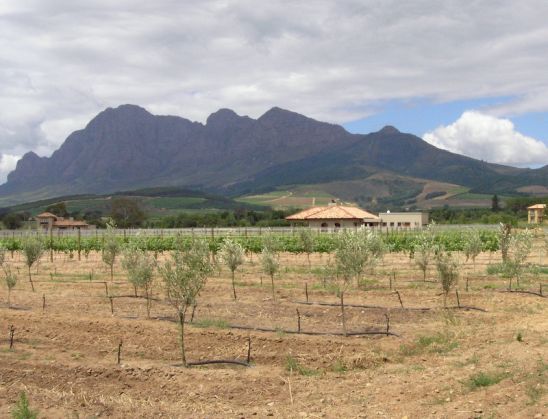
[378,212,429,228]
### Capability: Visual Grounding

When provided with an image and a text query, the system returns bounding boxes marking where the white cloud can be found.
[0,154,21,183]
[0,0,548,165]
[423,111,548,166]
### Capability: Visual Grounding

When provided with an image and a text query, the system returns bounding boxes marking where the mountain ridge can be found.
[1,104,545,206]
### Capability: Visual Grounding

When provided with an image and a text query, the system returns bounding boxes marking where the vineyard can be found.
[0,228,501,254]
[0,226,547,417]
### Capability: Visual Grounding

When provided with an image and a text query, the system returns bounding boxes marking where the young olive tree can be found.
[463,229,483,273]
[159,238,213,366]
[220,239,245,300]
[261,247,280,300]
[22,235,44,292]
[435,250,459,307]
[4,266,17,308]
[122,242,141,296]
[122,242,156,317]
[503,229,533,290]
[334,228,384,335]
[299,229,315,268]
[0,244,6,267]
[414,225,435,281]
[318,261,336,288]
[498,223,512,263]
[102,222,120,281]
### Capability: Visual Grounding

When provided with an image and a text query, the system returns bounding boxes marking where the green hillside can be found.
[0,187,266,220]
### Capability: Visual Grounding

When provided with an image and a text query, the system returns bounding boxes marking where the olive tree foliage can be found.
[159,238,213,366]
[4,266,17,308]
[334,228,385,336]
[503,229,534,290]
[463,229,483,272]
[498,223,512,263]
[0,244,6,267]
[318,261,336,288]
[121,241,156,317]
[102,221,120,281]
[219,239,246,300]
[261,230,280,253]
[261,247,280,300]
[413,223,435,281]
[435,250,459,307]
[544,231,548,260]
[299,229,315,268]
[22,235,44,292]
[260,230,280,300]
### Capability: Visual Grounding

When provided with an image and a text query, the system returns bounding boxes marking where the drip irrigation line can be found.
[444,305,487,312]
[498,290,546,298]
[152,316,400,337]
[293,300,432,311]
[187,359,250,367]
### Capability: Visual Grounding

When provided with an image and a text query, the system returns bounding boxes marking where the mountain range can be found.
[1,104,546,207]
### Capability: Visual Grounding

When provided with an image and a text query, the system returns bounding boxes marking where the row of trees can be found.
[413,222,539,292]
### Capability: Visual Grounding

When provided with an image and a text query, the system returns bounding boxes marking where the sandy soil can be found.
[0,249,546,418]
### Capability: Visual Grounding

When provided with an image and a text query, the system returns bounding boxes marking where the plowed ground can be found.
[1,250,546,418]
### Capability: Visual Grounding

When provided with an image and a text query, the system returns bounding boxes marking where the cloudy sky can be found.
[1,0,548,182]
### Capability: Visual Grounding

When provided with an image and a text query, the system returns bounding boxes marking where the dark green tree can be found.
[45,202,69,217]
[491,194,500,212]
[2,213,25,229]
[110,197,146,228]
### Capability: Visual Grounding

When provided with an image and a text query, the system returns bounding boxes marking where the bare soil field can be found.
[1,250,547,418]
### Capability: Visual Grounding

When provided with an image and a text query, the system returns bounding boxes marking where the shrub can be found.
[466,371,507,390]
[400,332,458,356]
[11,392,38,419]
[285,355,319,376]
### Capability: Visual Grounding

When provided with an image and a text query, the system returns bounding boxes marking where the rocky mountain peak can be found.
[378,125,400,135]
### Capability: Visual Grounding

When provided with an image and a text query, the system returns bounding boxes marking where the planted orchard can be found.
[0,225,546,417]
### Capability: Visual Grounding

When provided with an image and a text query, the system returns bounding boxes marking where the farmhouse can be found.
[286,203,430,230]
[286,203,380,230]
[35,212,93,231]
[527,204,546,224]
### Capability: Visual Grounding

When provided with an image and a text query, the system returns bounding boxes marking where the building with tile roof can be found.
[286,203,381,230]
[527,204,546,224]
[35,212,93,231]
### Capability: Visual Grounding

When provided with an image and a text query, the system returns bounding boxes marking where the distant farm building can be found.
[378,211,429,228]
[286,204,380,230]
[286,203,429,230]
[527,204,546,224]
[35,212,93,231]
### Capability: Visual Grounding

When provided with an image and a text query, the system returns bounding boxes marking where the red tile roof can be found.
[36,212,58,219]
[286,205,380,221]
